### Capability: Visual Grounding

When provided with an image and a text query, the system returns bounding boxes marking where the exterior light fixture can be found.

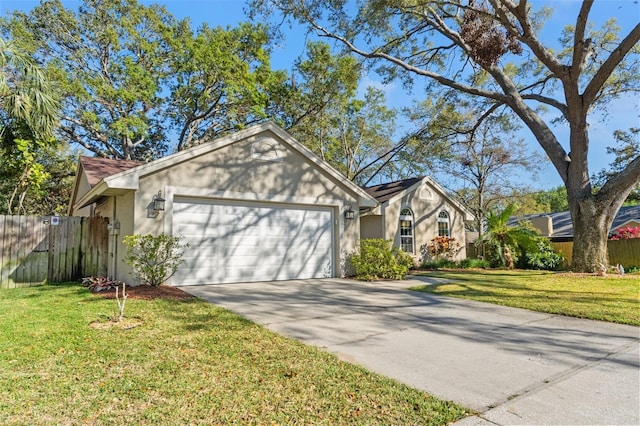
[152,191,165,212]
[344,205,355,220]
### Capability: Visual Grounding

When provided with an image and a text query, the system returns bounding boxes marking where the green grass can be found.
[412,270,640,326]
[0,284,468,425]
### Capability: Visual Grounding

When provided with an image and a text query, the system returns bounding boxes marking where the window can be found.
[399,207,414,253]
[438,211,450,237]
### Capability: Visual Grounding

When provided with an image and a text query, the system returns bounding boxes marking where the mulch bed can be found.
[94,284,195,301]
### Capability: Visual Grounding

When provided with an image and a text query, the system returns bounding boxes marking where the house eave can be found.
[74,180,138,209]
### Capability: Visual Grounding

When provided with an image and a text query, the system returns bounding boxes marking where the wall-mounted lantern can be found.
[152,191,165,213]
[344,205,355,220]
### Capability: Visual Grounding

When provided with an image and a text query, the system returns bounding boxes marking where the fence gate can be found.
[0,216,109,289]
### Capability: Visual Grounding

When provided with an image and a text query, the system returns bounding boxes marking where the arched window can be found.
[438,211,450,237]
[399,207,414,253]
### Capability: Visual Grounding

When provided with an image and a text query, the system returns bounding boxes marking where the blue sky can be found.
[2,0,639,190]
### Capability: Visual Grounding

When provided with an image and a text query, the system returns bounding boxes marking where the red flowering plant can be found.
[610,226,640,240]
[423,236,462,261]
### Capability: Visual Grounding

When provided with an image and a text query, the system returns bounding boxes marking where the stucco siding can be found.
[92,192,136,281]
[68,125,378,284]
[69,173,94,217]
[126,133,361,284]
[360,215,383,239]
[383,182,467,261]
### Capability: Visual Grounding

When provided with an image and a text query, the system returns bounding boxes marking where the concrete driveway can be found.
[180,278,640,425]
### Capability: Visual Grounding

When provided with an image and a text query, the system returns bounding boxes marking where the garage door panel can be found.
[172,198,334,285]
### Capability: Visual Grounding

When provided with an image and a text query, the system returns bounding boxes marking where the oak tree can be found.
[252,0,640,271]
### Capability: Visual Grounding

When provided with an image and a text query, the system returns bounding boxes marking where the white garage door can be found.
[172,198,334,285]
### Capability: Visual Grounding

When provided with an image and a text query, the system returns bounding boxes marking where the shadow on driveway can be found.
[181,278,640,425]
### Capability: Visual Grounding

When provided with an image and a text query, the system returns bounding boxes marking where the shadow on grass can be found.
[151,297,256,333]
[0,282,91,300]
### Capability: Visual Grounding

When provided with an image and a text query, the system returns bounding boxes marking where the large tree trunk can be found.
[569,197,612,272]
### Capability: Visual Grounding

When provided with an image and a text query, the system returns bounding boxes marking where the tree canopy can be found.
[251,0,640,271]
[1,0,295,160]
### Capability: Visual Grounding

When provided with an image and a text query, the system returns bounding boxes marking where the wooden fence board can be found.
[0,216,9,288]
[608,239,640,268]
[0,215,108,288]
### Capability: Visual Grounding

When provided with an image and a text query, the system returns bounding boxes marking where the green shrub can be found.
[349,238,414,280]
[519,237,565,271]
[123,233,189,286]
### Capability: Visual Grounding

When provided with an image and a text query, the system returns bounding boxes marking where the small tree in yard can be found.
[479,203,538,269]
[123,234,189,287]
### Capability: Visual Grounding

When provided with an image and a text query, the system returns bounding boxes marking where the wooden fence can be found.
[466,239,640,269]
[0,216,109,289]
[552,239,640,269]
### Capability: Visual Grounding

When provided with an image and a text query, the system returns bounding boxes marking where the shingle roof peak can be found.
[80,156,144,187]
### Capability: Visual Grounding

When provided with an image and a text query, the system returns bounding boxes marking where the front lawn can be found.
[412,270,640,326]
[0,284,467,425]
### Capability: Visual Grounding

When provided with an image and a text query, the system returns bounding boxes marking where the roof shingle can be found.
[80,156,143,187]
[363,177,424,203]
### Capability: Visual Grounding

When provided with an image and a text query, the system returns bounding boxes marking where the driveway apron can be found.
[180,278,640,425]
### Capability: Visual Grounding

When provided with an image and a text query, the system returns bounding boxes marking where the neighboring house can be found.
[69,122,377,285]
[362,177,474,261]
[511,205,640,242]
[68,122,472,285]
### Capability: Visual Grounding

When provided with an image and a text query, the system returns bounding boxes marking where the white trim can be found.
[399,207,415,254]
[165,185,346,207]
[614,219,640,230]
[438,210,451,237]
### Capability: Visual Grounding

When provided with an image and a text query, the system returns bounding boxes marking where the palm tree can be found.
[478,203,538,268]
[1,38,60,213]
[1,37,59,141]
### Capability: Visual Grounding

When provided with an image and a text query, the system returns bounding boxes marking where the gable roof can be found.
[364,177,423,203]
[511,205,640,239]
[364,176,474,220]
[79,156,143,187]
[71,122,378,210]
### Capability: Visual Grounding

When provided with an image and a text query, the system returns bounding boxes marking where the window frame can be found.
[437,211,450,237]
[399,207,414,254]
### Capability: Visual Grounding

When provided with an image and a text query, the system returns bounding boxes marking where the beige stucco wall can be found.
[360,215,383,240]
[92,191,135,281]
[69,173,94,217]
[93,132,364,284]
[530,216,553,236]
[383,182,468,262]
